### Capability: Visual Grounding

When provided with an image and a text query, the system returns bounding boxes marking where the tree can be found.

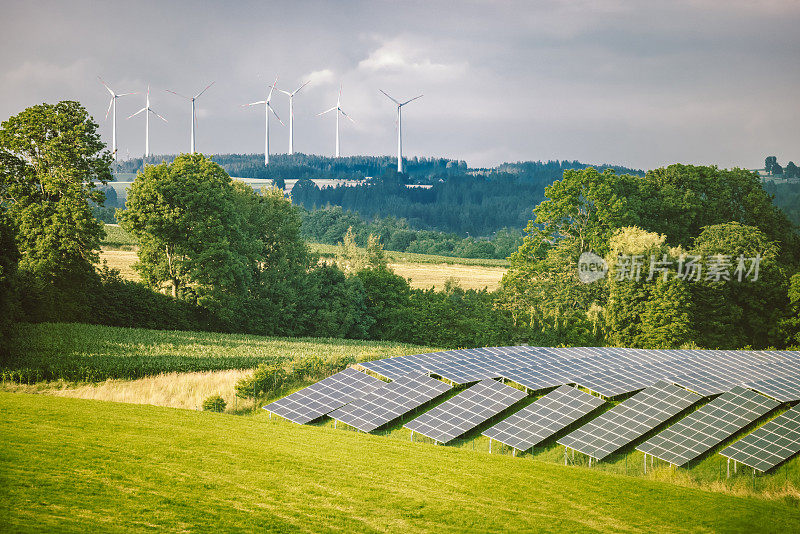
[780,273,800,347]
[0,100,112,320]
[119,154,249,318]
[690,222,788,348]
[765,156,777,174]
[0,211,19,354]
[785,161,799,179]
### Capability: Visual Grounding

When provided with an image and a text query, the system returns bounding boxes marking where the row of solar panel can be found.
[360,346,800,403]
[263,346,800,472]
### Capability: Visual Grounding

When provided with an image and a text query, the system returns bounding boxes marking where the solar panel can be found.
[720,405,800,472]
[557,381,701,461]
[263,368,384,424]
[482,385,605,451]
[404,379,527,444]
[636,386,780,466]
[327,373,451,432]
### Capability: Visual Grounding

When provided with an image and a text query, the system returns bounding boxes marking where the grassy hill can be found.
[3,393,799,533]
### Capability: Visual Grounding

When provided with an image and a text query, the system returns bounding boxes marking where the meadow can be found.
[3,392,799,533]
[1,322,436,383]
[99,225,509,290]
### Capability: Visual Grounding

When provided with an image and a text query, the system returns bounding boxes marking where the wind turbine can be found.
[317,85,354,158]
[98,77,136,161]
[379,89,423,173]
[243,77,284,165]
[165,82,214,154]
[127,85,167,158]
[277,80,309,155]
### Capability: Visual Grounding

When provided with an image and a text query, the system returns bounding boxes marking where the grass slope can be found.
[2,323,436,383]
[2,393,798,533]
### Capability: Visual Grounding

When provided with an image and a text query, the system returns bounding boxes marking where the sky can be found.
[1,0,798,170]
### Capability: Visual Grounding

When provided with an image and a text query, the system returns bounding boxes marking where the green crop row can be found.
[1,323,436,383]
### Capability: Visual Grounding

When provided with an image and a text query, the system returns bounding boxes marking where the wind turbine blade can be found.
[340,109,355,123]
[277,89,292,96]
[151,109,168,123]
[317,106,337,116]
[243,101,266,107]
[127,107,147,119]
[267,76,279,101]
[105,98,114,120]
[165,89,191,100]
[401,94,424,106]
[268,103,284,125]
[294,80,310,95]
[98,76,115,96]
[116,92,138,97]
[195,81,215,99]
[379,89,400,105]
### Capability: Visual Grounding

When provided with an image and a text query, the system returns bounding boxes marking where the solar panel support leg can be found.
[564,446,567,466]
[334,419,337,429]
[489,439,492,454]
[644,454,647,475]
[727,458,730,479]
[410,431,414,442]
[589,457,592,468]
[513,448,516,457]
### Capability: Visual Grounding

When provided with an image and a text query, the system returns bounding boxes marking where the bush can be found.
[235,364,287,399]
[202,394,226,413]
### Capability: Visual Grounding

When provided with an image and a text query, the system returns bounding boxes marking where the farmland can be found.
[3,392,799,533]
[1,323,436,383]
[99,225,509,290]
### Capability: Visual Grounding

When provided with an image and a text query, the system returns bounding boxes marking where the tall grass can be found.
[1,323,436,383]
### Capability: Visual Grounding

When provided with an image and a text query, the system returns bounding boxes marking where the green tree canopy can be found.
[0,101,111,278]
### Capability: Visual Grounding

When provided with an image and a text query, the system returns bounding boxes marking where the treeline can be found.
[114,153,469,182]
[299,206,523,259]
[764,156,800,178]
[502,165,800,349]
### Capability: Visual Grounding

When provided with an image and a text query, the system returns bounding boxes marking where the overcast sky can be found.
[2,0,798,170]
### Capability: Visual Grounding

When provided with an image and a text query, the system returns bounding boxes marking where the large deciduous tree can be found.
[0,101,112,320]
[119,154,250,317]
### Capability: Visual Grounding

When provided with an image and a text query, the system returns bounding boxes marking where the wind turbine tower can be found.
[318,85,354,158]
[379,89,423,173]
[243,77,283,165]
[165,82,214,154]
[127,85,167,158]
[98,77,136,161]
[278,80,309,155]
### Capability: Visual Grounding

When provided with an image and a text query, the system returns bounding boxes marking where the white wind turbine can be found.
[98,77,136,161]
[165,82,214,154]
[277,80,309,155]
[243,77,284,165]
[317,85,354,158]
[379,89,423,173]
[127,85,167,158]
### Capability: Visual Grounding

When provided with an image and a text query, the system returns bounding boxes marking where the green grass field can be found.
[2,392,799,533]
[101,223,138,249]
[1,323,436,383]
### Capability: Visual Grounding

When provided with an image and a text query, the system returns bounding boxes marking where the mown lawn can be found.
[2,392,799,533]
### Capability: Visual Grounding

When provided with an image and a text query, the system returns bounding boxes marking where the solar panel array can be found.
[482,385,605,451]
[720,405,800,472]
[404,379,527,444]
[636,386,780,466]
[557,381,702,460]
[359,346,800,402]
[262,368,384,424]
[327,372,451,432]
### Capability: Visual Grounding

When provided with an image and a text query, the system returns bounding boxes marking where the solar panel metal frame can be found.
[636,386,780,466]
[557,381,702,461]
[720,405,800,472]
[404,378,527,444]
[262,367,384,424]
[327,372,451,432]
[482,385,605,451]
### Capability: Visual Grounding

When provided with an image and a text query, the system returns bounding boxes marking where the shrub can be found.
[202,394,226,413]
[235,364,287,399]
